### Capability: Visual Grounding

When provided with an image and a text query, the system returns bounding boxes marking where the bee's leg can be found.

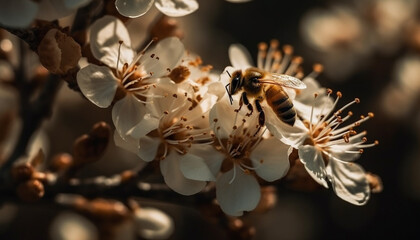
[254,99,265,136]
[243,92,254,116]
[235,92,254,116]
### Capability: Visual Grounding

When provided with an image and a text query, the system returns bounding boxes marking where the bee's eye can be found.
[250,77,260,85]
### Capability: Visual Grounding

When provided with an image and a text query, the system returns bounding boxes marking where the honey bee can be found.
[225,67,306,128]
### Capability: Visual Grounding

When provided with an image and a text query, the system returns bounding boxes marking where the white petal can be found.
[209,100,237,139]
[138,136,160,162]
[160,152,206,195]
[115,0,154,18]
[89,15,134,68]
[189,145,224,177]
[77,64,119,108]
[327,160,370,205]
[179,153,215,181]
[154,0,198,17]
[228,44,254,69]
[216,167,261,216]
[298,145,329,188]
[127,114,159,139]
[112,94,146,138]
[141,37,185,78]
[264,109,306,146]
[251,138,290,182]
[0,0,38,28]
[114,130,139,155]
[134,207,174,240]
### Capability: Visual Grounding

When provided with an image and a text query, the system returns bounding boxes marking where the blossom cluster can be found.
[77,15,380,216]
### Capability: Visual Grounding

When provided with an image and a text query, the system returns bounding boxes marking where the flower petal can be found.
[154,0,199,17]
[141,37,185,78]
[138,136,160,162]
[127,114,159,139]
[0,0,38,28]
[216,167,261,216]
[115,0,154,18]
[160,152,206,195]
[228,44,254,69]
[187,144,224,177]
[209,100,238,139]
[251,138,290,182]
[298,145,328,188]
[134,207,174,240]
[77,64,119,108]
[327,160,370,205]
[112,94,146,138]
[89,15,134,68]
[179,153,216,181]
[264,108,307,146]
[114,130,139,155]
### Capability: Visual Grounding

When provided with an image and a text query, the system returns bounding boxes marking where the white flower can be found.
[287,90,378,205]
[0,0,91,28]
[116,84,219,195]
[77,15,184,138]
[115,0,198,18]
[209,100,290,216]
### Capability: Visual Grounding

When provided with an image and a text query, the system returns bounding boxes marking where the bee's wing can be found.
[261,73,307,89]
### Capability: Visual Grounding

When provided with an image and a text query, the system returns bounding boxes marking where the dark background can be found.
[1,0,420,239]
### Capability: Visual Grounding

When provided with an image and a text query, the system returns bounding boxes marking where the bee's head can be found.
[225,70,242,105]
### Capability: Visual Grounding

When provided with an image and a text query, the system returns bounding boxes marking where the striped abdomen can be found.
[265,85,296,126]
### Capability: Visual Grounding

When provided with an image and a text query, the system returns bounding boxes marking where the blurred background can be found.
[1,0,420,239]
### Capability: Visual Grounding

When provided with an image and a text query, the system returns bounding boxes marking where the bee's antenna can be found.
[225,83,233,105]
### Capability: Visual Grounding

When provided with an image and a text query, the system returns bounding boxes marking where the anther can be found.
[313,63,324,73]
[360,115,365,119]
[233,126,237,130]
[164,111,169,114]
[336,91,342,98]
[355,98,360,103]
[258,42,268,51]
[368,112,374,118]
[348,111,353,116]
[359,149,364,153]
[173,94,177,98]
[283,45,293,54]
[167,68,171,72]
[119,40,123,44]
[150,54,155,58]
[327,88,333,94]
[314,93,318,98]
[362,137,367,142]
[374,140,379,145]
[292,56,303,64]
[270,39,279,48]
[213,118,218,122]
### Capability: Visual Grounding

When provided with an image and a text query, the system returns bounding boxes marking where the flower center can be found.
[305,90,378,156]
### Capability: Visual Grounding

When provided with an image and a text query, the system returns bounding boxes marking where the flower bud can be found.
[16,179,45,202]
[37,28,81,75]
[73,122,110,168]
[150,16,184,40]
[11,163,34,182]
[49,153,73,172]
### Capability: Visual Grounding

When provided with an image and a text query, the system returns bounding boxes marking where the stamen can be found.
[124,38,157,77]
[116,40,124,78]
[257,42,268,69]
